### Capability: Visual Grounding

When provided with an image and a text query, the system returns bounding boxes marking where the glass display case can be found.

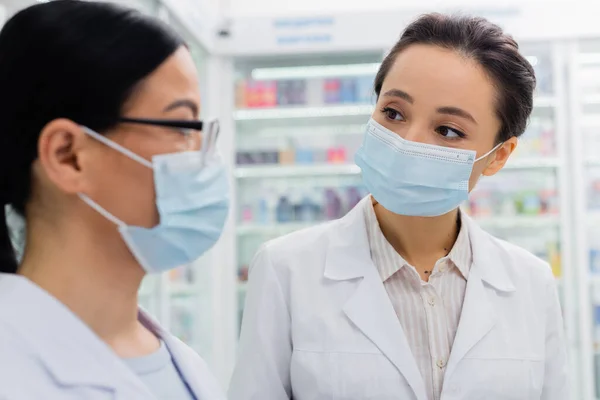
[233,53,383,328]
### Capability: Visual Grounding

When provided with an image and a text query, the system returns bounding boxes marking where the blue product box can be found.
[339,78,356,103]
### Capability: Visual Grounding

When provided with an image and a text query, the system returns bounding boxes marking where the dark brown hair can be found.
[374,13,536,143]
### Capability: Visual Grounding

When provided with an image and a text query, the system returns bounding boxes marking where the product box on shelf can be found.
[238,184,368,227]
[467,171,559,218]
[235,72,376,110]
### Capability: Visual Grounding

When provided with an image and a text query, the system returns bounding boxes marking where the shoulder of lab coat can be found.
[0,274,225,400]
[229,197,569,400]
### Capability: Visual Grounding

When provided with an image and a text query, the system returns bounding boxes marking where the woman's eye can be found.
[436,125,465,139]
[382,107,404,121]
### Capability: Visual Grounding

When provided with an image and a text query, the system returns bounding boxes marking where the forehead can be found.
[381,44,498,120]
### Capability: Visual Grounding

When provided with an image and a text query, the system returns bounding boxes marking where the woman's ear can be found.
[36,119,90,196]
[482,137,518,177]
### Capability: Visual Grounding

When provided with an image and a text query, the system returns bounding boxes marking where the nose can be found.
[403,125,431,145]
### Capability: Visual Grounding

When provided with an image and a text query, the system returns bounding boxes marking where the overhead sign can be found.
[215,3,600,56]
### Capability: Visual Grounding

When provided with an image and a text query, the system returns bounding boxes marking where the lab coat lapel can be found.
[140,311,225,400]
[445,214,516,378]
[444,266,495,378]
[325,198,428,400]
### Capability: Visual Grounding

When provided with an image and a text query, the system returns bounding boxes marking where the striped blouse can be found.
[363,198,472,400]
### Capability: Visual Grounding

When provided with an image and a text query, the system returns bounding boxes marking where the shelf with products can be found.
[463,168,560,218]
[235,169,562,241]
[236,215,560,237]
[234,158,561,179]
[236,164,360,179]
[234,108,558,172]
[233,96,556,121]
[237,178,366,228]
[232,54,385,336]
[234,104,375,120]
[234,63,378,111]
[166,263,197,283]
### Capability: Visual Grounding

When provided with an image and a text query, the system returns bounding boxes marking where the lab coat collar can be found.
[322,199,517,400]
[462,212,516,292]
[324,196,373,281]
[0,274,152,397]
[325,198,516,293]
[139,310,225,400]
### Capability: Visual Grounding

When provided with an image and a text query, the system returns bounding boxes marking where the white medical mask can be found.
[355,118,501,217]
[79,126,230,273]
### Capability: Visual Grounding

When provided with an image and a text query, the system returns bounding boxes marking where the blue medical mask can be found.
[79,126,230,274]
[355,118,501,217]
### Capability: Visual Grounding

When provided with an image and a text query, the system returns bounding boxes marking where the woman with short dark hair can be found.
[230,13,568,400]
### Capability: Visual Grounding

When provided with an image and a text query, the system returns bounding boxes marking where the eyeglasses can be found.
[119,117,220,155]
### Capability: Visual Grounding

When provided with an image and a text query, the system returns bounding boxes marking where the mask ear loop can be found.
[78,126,153,228]
[475,141,504,163]
[78,193,126,228]
[80,126,153,169]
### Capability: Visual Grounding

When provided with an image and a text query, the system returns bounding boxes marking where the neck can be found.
[18,214,158,358]
[373,199,460,270]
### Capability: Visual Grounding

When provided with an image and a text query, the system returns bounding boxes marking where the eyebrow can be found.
[436,106,477,124]
[383,88,477,125]
[382,89,414,104]
[164,99,199,116]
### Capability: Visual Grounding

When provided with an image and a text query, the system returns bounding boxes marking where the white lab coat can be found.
[229,197,569,400]
[0,273,225,400]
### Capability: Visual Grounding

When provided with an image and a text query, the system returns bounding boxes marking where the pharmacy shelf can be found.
[237,215,559,236]
[234,97,554,121]
[251,63,381,80]
[235,158,559,179]
[235,163,361,178]
[237,222,316,236]
[474,214,560,229]
[234,104,374,120]
[503,157,561,169]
